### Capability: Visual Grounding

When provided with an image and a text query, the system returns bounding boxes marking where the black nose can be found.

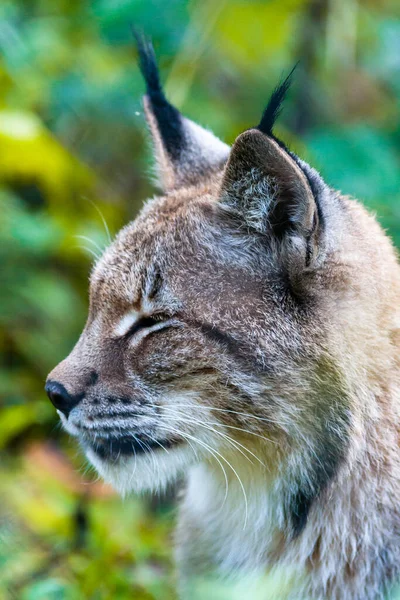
[45,380,82,417]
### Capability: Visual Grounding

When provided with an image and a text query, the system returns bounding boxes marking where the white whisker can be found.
[154,401,281,426]
[157,424,229,506]
[159,408,266,468]
[74,234,104,254]
[146,402,277,446]
[75,245,100,261]
[147,434,170,455]
[160,424,248,529]
[127,445,138,490]
[84,197,112,244]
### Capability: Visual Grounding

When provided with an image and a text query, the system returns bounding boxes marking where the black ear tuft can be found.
[132,30,229,190]
[257,64,298,136]
[133,30,184,161]
[133,30,165,102]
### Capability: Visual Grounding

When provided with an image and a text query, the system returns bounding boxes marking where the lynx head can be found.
[46,36,358,533]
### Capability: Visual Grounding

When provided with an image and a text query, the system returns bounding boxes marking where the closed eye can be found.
[125,313,173,338]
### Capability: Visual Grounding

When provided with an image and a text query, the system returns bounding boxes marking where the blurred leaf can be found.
[21,579,82,600]
[0,404,49,448]
[306,125,400,201]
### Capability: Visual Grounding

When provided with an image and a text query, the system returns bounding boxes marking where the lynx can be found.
[46,36,400,600]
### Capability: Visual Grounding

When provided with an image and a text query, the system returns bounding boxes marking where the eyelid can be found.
[125,313,176,339]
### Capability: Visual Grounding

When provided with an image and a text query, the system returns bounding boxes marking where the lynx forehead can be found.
[46,34,400,600]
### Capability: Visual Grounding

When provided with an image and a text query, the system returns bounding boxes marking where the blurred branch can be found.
[164,0,229,109]
[326,0,358,71]
[291,0,328,135]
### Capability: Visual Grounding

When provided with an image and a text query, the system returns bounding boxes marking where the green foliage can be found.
[1,0,400,598]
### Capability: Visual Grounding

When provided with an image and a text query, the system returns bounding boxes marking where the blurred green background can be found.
[1,0,400,598]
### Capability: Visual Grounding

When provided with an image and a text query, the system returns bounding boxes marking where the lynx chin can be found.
[46,35,400,600]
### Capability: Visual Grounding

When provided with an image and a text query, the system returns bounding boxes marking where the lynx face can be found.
[46,37,350,533]
[47,183,317,497]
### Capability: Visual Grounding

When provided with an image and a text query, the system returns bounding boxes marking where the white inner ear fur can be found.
[183,118,230,165]
[143,95,175,190]
[143,95,230,191]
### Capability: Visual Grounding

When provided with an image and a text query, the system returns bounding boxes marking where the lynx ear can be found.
[220,129,317,239]
[135,34,229,191]
[220,129,321,271]
[219,70,324,268]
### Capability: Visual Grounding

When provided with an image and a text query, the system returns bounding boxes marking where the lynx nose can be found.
[45,380,81,418]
